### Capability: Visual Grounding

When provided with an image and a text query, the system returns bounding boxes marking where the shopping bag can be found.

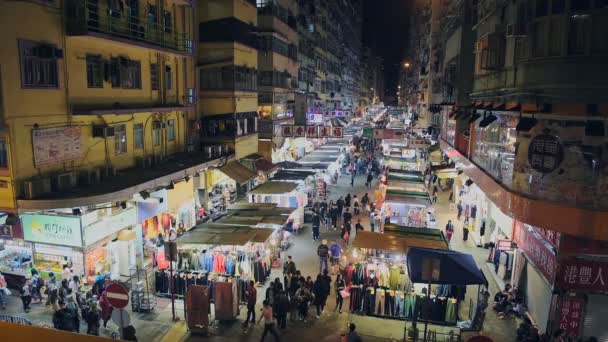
[340,289,350,298]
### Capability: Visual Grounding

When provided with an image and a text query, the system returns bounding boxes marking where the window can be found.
[153,121,161,146]
[164,11,172,33]
[186,88,195,104]
[165,65,172,90]
[0,141,8,168]
[110,57,142,89]
[19,40,59,88]
[167,119,175,141]
[568,16,588,54]
[150,63,159,90]
[86,54,103,88]
[114,124,127,155]
[133,123,144,149]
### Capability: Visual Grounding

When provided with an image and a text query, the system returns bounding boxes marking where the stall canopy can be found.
[388,169,423,176]
[255,158,279,174]
[407,247,487,285]
[272,170,316,181]
[388,174,425,184]
[174,227,257,246]
[276,161,302,169]
[249,181,298,194]
[353,231,448,253]
[219,161,257,185]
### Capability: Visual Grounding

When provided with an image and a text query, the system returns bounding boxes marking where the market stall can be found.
[381,190,434,228]
[385,156,419,171]
[0,221,32,288]
[248,181,306,232]
[345,228,449,323]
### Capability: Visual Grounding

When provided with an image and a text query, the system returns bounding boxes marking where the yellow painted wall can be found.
[168,178,194,211]
[234,133,259,159]
[198,0,257,26]
[199,91,258,116]
[198,42,258,67]
[205,168,232,189]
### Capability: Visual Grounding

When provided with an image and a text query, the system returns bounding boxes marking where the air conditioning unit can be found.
[22,178,51,199]
[136,156,153,169]
[79,168,101,185]
[102,166,117,179]
[93,125,115,138]
[54,172,77,192]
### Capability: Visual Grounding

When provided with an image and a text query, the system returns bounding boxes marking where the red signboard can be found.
[331,126,343,138]
[557,259,608,292]
[306,125,318,138]
[560,234,608,256]
[318,126,329,138]
[558,296,584,338]
[281,125,293,137]
[106,283,129,309]
[514,221,557,283]
[293,125,305,137]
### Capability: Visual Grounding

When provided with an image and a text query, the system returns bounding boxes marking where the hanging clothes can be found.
[445,298,457,323]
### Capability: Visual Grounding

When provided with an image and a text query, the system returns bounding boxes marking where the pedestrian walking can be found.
[432,185,438,203]
[20,280,32,312]
[53,299,79,332]
[445,220,454,242]
[366,172,373,188]
[361,193,369,213]
[99,290,113,328]
[30,269,42,304]
[463,218,470,241]
[258,300,280,342]
[46,272,59,311]
[244,280,257,327]
[353,195,360,215]
[330,204,338,229]
[355,219,364,232]
[313,274,329,318]
[375,212,383,233]
[342,208,352,226]
[274,287,289,330]
[345,194,351,209]
[337,196,345,218]
[317,240,329,274]
[295,285,311,322]
[0,272,8,310]
[370,211,376,232]
[348,323,363,342]
[335,274,346,314]
[283,256,296,276]
[312,212,321,241]
[457,201,463,220]
[329,240,342,266]
[341,226,350,245]
[83,300,101,336]
[350,172,355,187]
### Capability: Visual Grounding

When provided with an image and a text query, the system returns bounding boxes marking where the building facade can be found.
[425,0,608,339]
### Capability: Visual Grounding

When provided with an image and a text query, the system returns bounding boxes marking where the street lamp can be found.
[404,62,411,68]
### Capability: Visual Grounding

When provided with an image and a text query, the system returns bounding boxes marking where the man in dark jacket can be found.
[312,212,321,241]
[243,280,256,326]
[283,256,296,275]
[336,197,344,218]
[274,289,289,329]
[317,241,329,274]
[342,208,352,226]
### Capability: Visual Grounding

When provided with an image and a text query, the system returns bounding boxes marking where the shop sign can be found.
[0,221,22,239]
[558,296,584,337]
[276,125,339,138]
[408,138,431,149]
[84,207,136,246]
[513,221,557,283]
[22,214,82,248]
[293,125,305,137]
[557,259,608,292]
[137,189,169,222]
[559,234,608,256]
[527,133,564,174]
[362,128,373,139]
[373,129,383,138]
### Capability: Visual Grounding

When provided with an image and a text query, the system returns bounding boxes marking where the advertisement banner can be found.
[513,221,557,284]
[33,126,82,168]
[22,214,82,247]
[275,125,336,138]
[559,234,608,256]
[556,259,608,292]
[558,296,584,337]
[84,207,136,246]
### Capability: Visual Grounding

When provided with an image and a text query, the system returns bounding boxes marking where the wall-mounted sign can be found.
[408,138,431,149]
[33,126,82,168]
[514,221,557,283]
[331,126,344,138]
[558,296,584,338]
[84,207,136,246]
[293,125,305,137]
[137,189,169,222]
[281,125,293,137]
[306,125,318,138]
[319,126,330,138]
[527,133,564,173]
[22,214,82,248]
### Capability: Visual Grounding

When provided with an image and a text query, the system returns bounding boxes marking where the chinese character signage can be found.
[514,221,557,283]
[22,214,83,248]
[319,126,330,138]
[408,138,431,149]
[281,125,293,137]
[331,126,343,138]
[557,259,608,292]
[527,133,564,173]
[276,125,336,138]
[293,125,305,137]
[558,296,584,338]
[306,126,318,138]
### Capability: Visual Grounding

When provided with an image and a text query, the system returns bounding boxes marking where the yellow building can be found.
[0,0,222,213]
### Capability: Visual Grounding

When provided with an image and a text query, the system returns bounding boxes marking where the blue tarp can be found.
[407,247,487,286]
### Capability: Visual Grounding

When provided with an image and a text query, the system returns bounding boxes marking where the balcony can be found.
[71,95,193,115]
[199,17,258,50]
[65,0,192,55]
[199,66,258,92]
[201,112,258,140]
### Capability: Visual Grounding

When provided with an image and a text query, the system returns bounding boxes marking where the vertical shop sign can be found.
[513,221,557,283]
[559,296,584,337]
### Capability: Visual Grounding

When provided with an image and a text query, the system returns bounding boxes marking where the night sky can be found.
[363,0,411,98]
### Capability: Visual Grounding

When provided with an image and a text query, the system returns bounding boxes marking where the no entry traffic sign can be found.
[106,283,129,309]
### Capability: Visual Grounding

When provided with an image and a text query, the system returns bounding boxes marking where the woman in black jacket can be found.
[335,274,346,314]
[313,274,329,318]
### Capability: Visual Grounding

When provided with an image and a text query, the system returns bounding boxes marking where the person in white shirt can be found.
[61,265,72,282]
[68,275,81,295]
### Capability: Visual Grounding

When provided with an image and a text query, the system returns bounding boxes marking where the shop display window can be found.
[33,243,84,280]
[471,115,517,187]
[0,240,32,276]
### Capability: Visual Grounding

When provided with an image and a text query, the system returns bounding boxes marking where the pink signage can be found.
[513,221,557,283]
